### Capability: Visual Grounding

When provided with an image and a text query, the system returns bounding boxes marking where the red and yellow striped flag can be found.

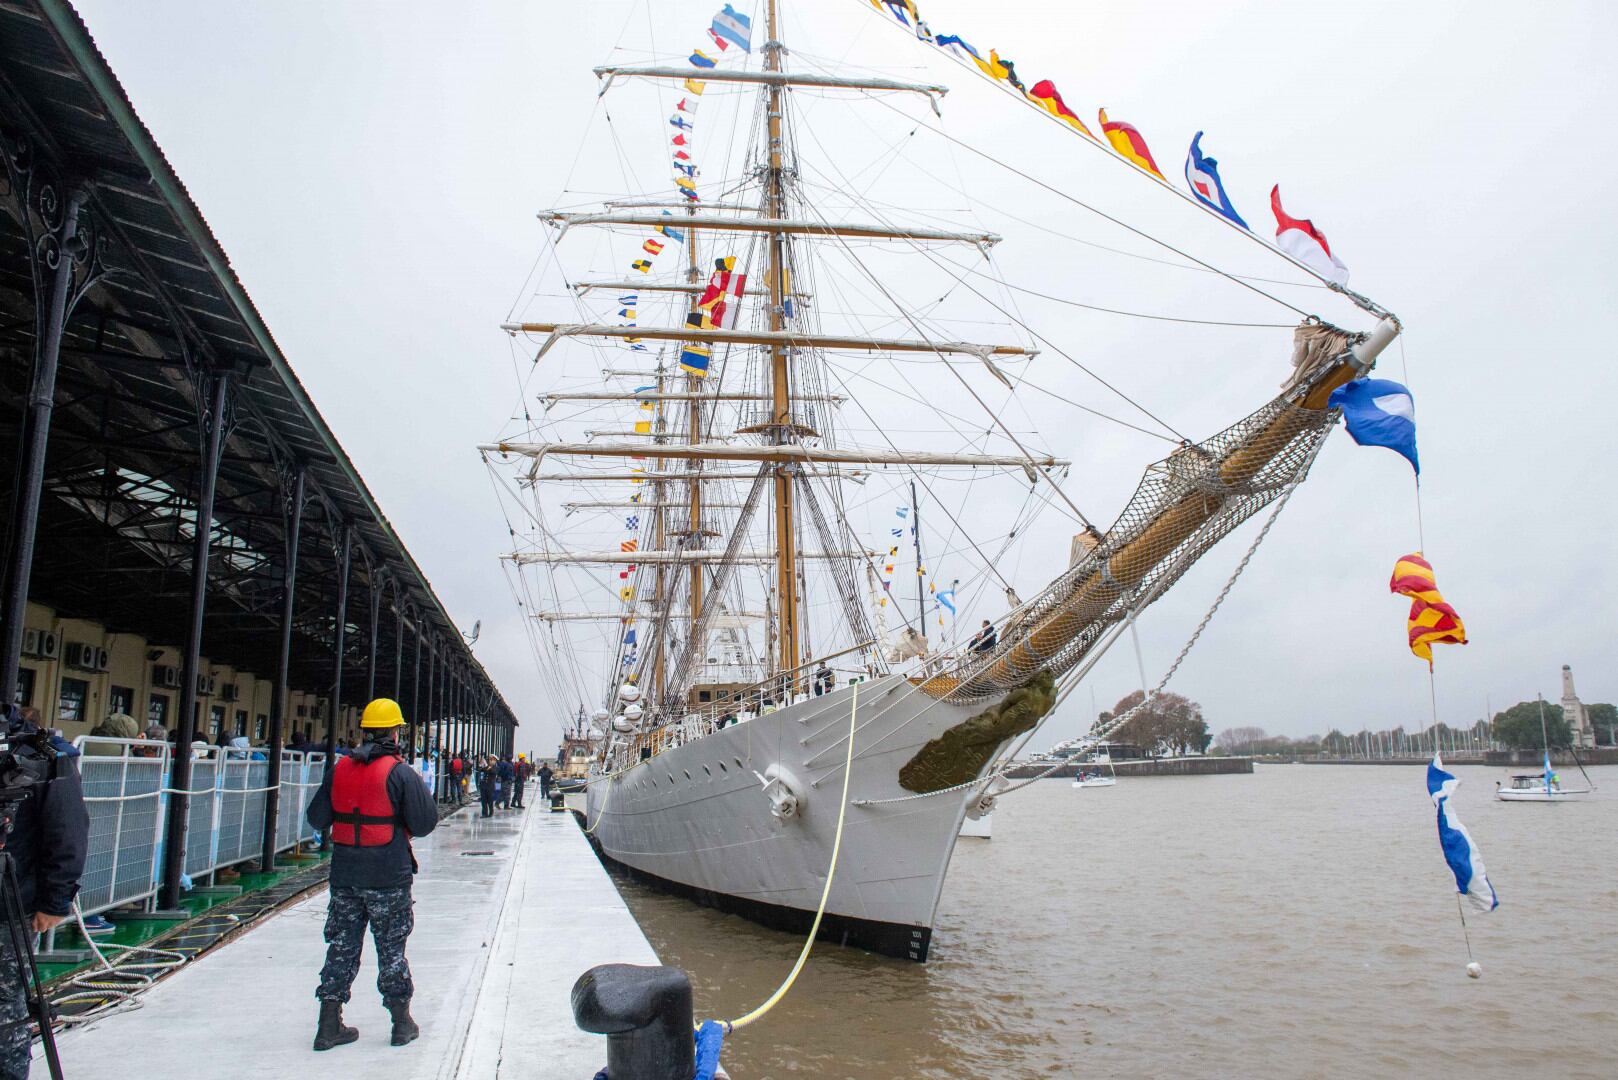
[1098,108,1165,180]
[1389,552,1467,669]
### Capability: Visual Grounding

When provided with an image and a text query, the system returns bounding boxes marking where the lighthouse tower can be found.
[1561,665,1594,749]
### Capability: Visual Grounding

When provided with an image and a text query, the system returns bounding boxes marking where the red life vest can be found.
[329,754,399,846]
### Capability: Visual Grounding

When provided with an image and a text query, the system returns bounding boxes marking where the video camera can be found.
[0,717,58,824]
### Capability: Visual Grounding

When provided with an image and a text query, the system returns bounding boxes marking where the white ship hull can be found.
[583,676,1003,961]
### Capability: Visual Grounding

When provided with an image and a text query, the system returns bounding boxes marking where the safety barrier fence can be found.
[71,737,329,921]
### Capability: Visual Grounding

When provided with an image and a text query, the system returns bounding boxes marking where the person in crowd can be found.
[87,711,140,755]
[813,663,834,697]
[511,755,528,810]
[970,619,998,654]
[449,753,464,805]
[496,755,515,810]
[228,735,266,761]
[476,756,497,818]
[537,760,554,802]
[305,698,436,1052]
[288,729,314,754]
[0,704,89,1078]
[137,723,167,757]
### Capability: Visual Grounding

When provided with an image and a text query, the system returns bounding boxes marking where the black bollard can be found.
[572,963,695,1080]
[550,788,566,812]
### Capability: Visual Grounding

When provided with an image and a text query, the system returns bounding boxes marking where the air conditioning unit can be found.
[196,675,216,697]
[218,683,238,703]
[38,631,60,660]
[20,629,39,658]
[153,665,180,689]
[94,647,110,672]
[66,642,98,671]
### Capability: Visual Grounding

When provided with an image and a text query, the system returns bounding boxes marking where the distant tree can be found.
[1491,701,1571,749]
[1588,703,1617,746]
[1213,726,1267,755]
[1111,690,1211,755]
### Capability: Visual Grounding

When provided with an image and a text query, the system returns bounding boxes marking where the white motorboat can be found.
[1495,772,1589,802]
[1072,749,1117,788]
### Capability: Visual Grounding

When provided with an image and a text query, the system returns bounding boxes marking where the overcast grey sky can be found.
[72,0,1617,754]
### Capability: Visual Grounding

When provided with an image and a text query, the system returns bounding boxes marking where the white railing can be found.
[71,736,329,921]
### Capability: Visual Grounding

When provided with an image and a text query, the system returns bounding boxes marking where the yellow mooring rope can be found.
[719,681,860,1033]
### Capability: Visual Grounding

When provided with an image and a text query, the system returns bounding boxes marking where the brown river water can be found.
[611,763,1617,1079]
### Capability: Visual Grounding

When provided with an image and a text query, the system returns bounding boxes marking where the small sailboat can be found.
[1072,748,1117,788]
[1495,698,1592,801]
[1496,751,1590,802]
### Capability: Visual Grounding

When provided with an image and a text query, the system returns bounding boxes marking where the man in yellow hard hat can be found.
[306,698,437,1051]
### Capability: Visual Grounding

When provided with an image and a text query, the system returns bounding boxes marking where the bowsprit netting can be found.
[929,325,1354,705]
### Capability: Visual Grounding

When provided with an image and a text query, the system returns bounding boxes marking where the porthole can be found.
[703,765,711,776]
[667,773,675,784]
[733,757,743,770]
[717,761,727,773]
[684,770,692,780]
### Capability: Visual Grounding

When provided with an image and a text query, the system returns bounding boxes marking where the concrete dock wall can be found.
[1002,756,1253,779]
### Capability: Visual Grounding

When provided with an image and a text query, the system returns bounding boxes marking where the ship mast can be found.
[685,205,705,673]
[763,0,798,684]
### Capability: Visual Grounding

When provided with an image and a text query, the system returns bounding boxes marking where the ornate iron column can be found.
[0,186,89,706]
[261,466,304,872]
[160,368,231,909]
[424,638,437,795]
[320,527,351,852]
[365,568,382,702]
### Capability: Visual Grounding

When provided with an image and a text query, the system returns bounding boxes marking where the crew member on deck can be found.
[970,619,998,653]
[306,698,437,1052]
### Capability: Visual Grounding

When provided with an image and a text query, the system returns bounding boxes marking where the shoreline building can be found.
[1561,664,1593,749]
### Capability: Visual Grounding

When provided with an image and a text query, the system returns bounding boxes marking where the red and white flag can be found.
[698,258,748,329]
[1270,185,1348,286]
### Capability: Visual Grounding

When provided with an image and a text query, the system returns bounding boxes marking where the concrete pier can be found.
[52,804,657,1078]
[1002,755,1253,779]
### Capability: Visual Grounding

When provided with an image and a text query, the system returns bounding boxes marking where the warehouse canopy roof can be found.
[0,0,513,724]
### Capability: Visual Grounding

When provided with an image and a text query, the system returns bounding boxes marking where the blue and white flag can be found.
[1184,132,1248,229]
[935,589,956,615]
[1426,753,1499,913]
[1327,377,1419,475]
[711,5,753,52]
[1543,749,1556,795]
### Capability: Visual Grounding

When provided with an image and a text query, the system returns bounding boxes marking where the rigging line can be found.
[849,1,1358,309]
[816,361,1021,600]
[794,129,1326,295]
[801,195,1097,529]
[859,91,1313,319]
[789,139,1191,444]
[929,249,1296,328]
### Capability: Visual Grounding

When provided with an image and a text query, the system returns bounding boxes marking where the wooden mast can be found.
[764,0,799,685]
[685,201,705,693]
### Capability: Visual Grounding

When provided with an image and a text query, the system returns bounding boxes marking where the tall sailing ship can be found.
[485,0,1399,960]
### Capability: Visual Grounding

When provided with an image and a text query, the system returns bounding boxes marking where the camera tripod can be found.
[0,849,64,1080]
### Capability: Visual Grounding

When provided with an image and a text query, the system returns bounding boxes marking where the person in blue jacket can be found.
[0,705,88,1079]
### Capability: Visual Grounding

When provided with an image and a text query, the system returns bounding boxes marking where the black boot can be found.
[313,1000,358,1051]
[387,998,420,1046]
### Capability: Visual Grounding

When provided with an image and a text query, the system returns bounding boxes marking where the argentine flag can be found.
[1327,377,1419,475]
[1427,754,1499,913]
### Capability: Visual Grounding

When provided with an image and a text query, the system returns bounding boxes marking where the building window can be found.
[58,678,89,725]
[254,713,268,741]
[234,710,248,737]
[148,694,170,728]
[296,704,307,719]
[13,668,34,708]
[209,705,225,739]
[109,685,134,716]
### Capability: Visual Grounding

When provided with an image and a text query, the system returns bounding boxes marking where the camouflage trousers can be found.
[0,931,28,1080]
[316,885,415,1005]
